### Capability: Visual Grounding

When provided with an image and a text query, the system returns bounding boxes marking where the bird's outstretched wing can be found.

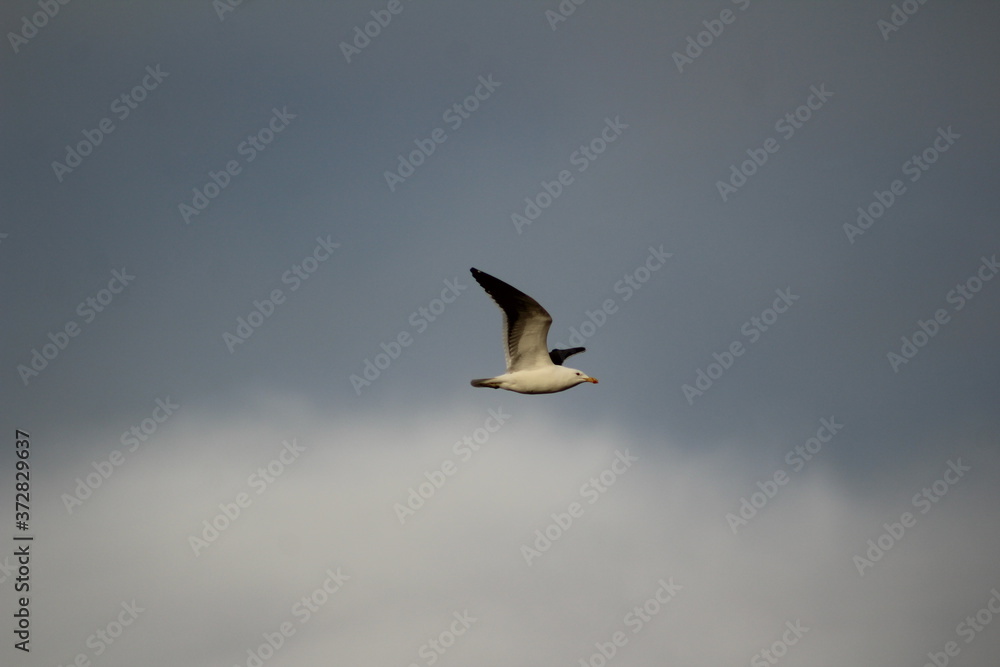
[471,268,554,372]
[549,347,586,365]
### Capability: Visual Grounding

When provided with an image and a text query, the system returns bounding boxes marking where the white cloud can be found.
[20,395,1000,666]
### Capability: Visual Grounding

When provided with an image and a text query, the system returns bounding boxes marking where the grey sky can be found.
[2,1,999,665]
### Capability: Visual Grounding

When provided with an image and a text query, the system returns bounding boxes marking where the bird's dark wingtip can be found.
[549,346,587,365]
[470,267,492,286]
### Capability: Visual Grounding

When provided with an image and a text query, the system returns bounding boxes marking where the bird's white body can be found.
[471,365,596,394]
[469,268,598,395]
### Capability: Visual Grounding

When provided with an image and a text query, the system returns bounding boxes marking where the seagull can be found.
[469,268,598,394]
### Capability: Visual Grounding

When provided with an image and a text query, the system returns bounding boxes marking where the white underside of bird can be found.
[469,268,598,395]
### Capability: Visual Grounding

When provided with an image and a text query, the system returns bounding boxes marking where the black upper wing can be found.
[549,347,586,365]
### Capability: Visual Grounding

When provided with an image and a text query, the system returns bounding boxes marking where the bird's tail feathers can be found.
[470,378,500,389]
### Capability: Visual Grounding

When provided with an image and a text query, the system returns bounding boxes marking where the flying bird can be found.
[469,268,598,394]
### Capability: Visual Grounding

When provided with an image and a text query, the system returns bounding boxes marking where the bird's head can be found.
[564,367,599,386]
